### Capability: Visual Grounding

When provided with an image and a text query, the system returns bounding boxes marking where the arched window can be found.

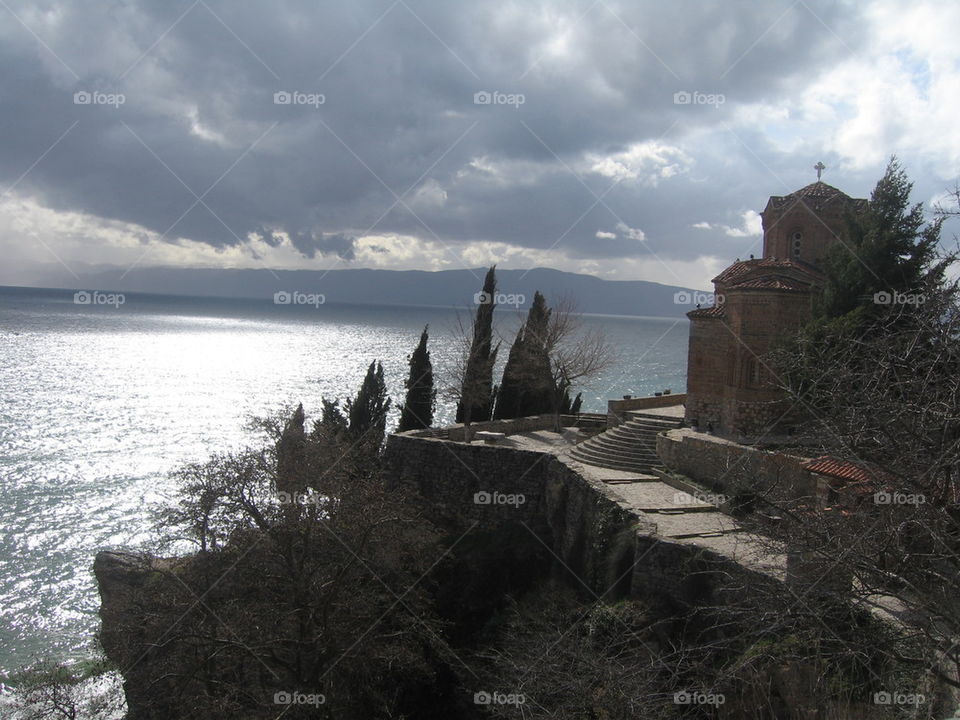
[743,357,763,387]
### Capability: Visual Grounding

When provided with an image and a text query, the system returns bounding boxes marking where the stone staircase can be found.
[569,411,683,473]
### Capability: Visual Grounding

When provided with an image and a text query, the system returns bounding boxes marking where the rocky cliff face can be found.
[94,552,182,720]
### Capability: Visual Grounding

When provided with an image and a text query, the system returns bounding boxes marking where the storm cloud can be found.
[0,0,956,289]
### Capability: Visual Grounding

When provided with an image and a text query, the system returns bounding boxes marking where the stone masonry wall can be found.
[657,428,812,502]
[384,433,781,606]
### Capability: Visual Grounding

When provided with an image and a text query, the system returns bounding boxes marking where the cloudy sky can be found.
[1,0,957,291]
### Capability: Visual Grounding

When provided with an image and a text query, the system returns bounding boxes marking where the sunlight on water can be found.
[0,287,687,672]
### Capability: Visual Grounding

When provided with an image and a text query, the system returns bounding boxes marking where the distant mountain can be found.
[30,266,705,319]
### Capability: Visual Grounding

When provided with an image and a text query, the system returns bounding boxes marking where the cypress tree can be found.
[397,325,435,431]
[347,360,392,447]
[276,403,306,493]
[494,291,554,419]
[456,266,499,424]
[312,397,347,440]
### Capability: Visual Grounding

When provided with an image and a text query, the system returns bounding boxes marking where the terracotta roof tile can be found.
[726,276,812,292]
[687,304,725,319]
[801,456,891,484]
[765,181,868,211]
[712,257,822,285]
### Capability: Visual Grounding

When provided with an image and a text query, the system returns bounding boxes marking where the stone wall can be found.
[436,413,607,442]
[383,433,780,605]
[657,428,812,501]
[606,393,686,426]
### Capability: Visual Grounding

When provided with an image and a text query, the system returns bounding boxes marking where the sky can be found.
[0,0,958,291]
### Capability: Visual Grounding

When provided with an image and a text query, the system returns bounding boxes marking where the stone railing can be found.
[606,392,686,426]
[405,413,607,442]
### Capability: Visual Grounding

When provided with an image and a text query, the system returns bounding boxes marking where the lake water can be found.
[0,285,688,673]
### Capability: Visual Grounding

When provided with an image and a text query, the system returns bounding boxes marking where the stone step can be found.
[601,477,660,485]
[590,432,659,447]
[595,433,659,450]
[611,425,662,435]
[571,452,654,472]
[570,448,662,472]
[626,411,684,424]
[585,444,659,461]
[588,436,659,453]
[622,422,672,434]
[574,458,660,473]
[604,429,659,442]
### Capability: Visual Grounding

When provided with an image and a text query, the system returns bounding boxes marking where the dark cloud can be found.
[0,0,877,270]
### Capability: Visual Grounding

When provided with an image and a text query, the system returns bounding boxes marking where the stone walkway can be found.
[479,429,787,580]
[465,429,920,626]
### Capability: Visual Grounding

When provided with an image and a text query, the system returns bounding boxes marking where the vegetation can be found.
[493,291,554,419]
[814,157,952,330]
[397,325,435,431]
[454,266,499,425]
[493,291,607,423]
[346,360,392,447]
[760,160,960,694]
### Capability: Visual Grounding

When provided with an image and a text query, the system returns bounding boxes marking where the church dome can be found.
[789,181,852,202]
[765,181,866,212]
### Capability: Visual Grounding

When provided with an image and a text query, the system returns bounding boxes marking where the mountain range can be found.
[21,266,706,319]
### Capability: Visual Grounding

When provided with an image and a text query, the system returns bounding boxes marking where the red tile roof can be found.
[765,181,868,212]
[687,304,725,319]
[726,276,812,292]
[801,456,890,484]
[713,257,822,285]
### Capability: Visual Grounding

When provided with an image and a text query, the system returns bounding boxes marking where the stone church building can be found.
[684,179,867,438]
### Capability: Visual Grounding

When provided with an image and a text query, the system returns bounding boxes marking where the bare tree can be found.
[537,295,616,431]
[444,307,500,438]
[756,285,960,695]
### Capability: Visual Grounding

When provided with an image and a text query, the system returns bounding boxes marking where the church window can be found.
[791,230,803,257]
[743,357,763,387]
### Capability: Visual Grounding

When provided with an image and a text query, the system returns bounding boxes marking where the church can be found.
[684,172,867,438]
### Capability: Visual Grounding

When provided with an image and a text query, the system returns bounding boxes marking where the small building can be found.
[801,455,889,510]
[684,179,867,438]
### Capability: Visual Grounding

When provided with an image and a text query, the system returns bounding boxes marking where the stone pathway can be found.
[492,431,787,580]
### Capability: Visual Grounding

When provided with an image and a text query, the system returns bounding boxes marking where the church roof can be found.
[765,181,868,212]
[713,257,822,286]
[726,276,812,292]
[687,304,725,319]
